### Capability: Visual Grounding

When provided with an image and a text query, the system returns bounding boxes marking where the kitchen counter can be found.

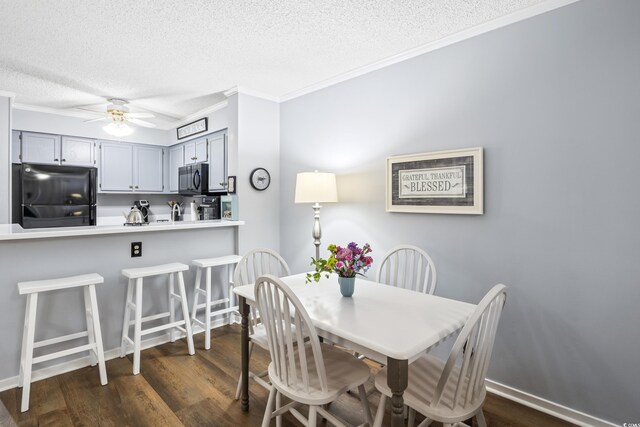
[0,220,244,241]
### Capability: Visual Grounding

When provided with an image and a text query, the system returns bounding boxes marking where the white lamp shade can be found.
[294,172,338,203]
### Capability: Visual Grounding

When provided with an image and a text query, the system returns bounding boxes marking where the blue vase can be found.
[338,276,355,297]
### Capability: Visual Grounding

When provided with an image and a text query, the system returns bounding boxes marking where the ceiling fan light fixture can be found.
[103,121,133,137]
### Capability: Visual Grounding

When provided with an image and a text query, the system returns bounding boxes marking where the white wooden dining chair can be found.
[376,245,437,294]
[372,284,507,427]
[233,248,291,400]
[256,274,373,427]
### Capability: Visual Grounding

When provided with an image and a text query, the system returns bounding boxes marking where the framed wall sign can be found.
[386,147,483,214]
[177,117,208,140]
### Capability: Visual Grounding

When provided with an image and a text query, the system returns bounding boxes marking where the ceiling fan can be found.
[82,98,156,137]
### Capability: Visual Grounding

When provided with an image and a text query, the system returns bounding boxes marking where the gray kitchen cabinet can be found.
[11,130,20,163]
[135,145,164,192]
[168,145,184,192]
[99,142,164,193]
[208,133,227,192]
[20,132,61,164]
[19,132,94,166]
[61,136,95,166]
[184,137,208,165]
[99,142,133,191]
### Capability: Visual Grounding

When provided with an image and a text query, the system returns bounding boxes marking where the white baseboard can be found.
[0,317,232,393]
[486,379,616,427]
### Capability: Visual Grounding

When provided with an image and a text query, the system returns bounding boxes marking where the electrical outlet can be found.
[131,242,142,257]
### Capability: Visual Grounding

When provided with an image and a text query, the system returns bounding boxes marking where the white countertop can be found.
[0,220,244,241]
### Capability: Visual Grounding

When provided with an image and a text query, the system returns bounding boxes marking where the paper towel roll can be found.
[190,201,199,221]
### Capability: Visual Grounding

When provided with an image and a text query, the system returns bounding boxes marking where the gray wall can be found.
[236,93,281,254]
[279,0,640,424]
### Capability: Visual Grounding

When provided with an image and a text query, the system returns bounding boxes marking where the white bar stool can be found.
[120,262,195,375]
[18,273,108,413]
[191,254,243,349]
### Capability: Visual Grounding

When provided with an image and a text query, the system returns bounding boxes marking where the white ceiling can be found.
[0,0,568,129]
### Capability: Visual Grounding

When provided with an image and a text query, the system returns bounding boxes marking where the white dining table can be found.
[233,273,476,427]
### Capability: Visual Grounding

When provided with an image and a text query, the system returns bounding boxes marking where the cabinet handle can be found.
[220,182,227,187]
[54,158,59,162]
[129,185,133,189]
[135,186,139,189]
[61,158,66,162]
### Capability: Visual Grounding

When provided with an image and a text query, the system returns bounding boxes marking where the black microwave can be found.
[179,163,209,196]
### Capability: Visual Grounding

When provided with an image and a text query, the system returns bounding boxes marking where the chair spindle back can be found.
[255,275,328,393]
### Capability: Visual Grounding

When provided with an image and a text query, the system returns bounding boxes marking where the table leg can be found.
[240,295,250,412]
[387,357,408,427]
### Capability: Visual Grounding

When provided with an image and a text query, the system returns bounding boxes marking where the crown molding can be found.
[280,0,580,102]
[224,85,280,103]
[0,90,16,99]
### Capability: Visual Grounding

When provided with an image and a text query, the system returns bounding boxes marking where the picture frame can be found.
[227,175,236,194]
[176,117,208,140]
[386,147,483,214]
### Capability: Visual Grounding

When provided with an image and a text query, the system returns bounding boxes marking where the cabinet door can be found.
[134,146,164,192]
[183,141,196,165]
[195,138,208,162]
[61,136,95,166]
[21,132,60,164]
[168,145,184,192]
[99,142,133,191]
[208,133,227,192]
[11,131,21,163]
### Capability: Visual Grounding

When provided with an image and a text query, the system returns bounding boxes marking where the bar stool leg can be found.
[133,277,143,375]
[204,266,212,350]
[177,272,195,355]
[169,272,176,343]
[83,286,98,366]
[88,284,108,385]
[191,267,202,329]
[20,293,38,413]
[120,279,134,358]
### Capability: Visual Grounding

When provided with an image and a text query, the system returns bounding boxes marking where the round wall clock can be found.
[250,167,271,191]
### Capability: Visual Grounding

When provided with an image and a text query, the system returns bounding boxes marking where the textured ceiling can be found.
[0,0,554,128]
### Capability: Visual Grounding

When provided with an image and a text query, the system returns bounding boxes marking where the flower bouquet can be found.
[306,242,373,290]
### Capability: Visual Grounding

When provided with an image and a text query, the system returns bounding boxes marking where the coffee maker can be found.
[134,200,150,223]
[198,196,220,220]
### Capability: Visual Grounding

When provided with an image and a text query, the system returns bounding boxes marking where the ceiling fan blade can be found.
[84,117,107,123]
[125,112,155,119]
[128,118,157,128]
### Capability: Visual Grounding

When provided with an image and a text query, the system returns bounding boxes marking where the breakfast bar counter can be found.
[0,220,244,241]
[0,220,244,385]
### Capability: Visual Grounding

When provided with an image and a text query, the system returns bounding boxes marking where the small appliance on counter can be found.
[134,200,150,223]
[198,196,221,220]
[12,163,97,229]
[220,195,239,221]
[123,206,147,226]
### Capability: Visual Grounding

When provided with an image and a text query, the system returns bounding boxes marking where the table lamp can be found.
[294,171,338,260]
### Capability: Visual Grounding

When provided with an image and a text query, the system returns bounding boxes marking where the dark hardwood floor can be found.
[0,325,575,426]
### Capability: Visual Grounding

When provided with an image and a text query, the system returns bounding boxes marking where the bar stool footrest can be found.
[32,343,95,364]
[34,331,89,349]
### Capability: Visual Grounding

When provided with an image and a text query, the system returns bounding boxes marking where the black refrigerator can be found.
[12,163,97,229]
